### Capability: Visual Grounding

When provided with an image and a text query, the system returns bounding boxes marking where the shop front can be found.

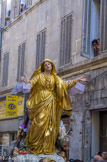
[0,95,24,156]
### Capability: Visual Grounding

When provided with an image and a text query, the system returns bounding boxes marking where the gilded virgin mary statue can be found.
[25,59,81,154]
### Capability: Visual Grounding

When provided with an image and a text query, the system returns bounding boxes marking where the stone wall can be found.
[69,66,107,161]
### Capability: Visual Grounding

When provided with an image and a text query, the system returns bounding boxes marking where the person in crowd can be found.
[93,154,103,162]
[102,152,107,161]
[60,150,67,161]
[21,59,87,155]
[39,158,56,162]
[20,3,24,13]
[92,39,100,57]
[67,160,83,162]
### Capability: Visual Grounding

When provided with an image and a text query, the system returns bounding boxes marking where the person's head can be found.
[93,155,103,161]
[39,158,55,162]
[92,39,98,48]
[97,151,102,157]
[21,3,24,8]
[60,151,66,158]
[41,61,53,72]
[102,152,107,160]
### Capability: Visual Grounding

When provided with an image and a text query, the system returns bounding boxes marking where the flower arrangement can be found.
[16,124,28,154]
[56,120,70,151]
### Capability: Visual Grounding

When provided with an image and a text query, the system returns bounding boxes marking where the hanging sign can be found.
[6,95,18,117]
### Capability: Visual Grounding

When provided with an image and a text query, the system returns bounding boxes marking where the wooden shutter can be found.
[1,0,6,26]
[36,30,46,68]
[17,45,21,81]
[81,0,91,58]
[66,15,72,64]
[41,30,45,62]
[2,53,9,87]
[60,14,72,66]
[36,34,40,68]
[11,0,15,19]
[100,0,107,52]
[17,42,25,81]
[14,0,20,18]
[60,18,65,66]
[21,42,25,76]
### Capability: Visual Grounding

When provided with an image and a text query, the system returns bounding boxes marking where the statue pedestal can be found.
[13,153,65,162]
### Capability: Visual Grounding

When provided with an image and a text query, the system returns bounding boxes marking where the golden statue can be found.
[25,59,86,155]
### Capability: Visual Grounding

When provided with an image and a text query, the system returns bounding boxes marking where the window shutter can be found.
[17,42,25,81]
[21,42,25,76]
[2,55,6,86]
[41,30,45,61]
[1,0,6,26]
[5,53,9,86]
[36,30,46,68]
[36,34,40,68]
[100,0,107,52]
[14,0,20,18]
[66,15,72,64]
[81,0,91,58]
[60,19,65,66]
[11,0,15,19]
[60,14,72,66]
[2,53,9,87]
[17,45,21,81]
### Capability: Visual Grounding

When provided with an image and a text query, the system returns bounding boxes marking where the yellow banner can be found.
[6,95,18,117]
[0,95,24,119]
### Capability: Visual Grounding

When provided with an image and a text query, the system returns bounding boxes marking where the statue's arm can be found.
[29,74,39,89]
[68,79,78,89]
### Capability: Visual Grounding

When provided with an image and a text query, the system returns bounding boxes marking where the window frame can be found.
[81,0,107,58]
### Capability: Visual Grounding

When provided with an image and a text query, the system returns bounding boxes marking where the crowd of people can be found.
[93,151,107,162]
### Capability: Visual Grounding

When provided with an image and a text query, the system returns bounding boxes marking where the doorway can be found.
[100,111,107,151]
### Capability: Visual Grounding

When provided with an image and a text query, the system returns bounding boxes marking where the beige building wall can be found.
[0,0,86,90]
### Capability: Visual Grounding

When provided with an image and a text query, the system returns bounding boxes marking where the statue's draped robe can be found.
[26,72,77,154]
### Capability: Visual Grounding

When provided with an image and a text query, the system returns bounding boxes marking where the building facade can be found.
[0,0,107,161]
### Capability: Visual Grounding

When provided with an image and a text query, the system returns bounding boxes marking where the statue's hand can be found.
[77,76,88,82]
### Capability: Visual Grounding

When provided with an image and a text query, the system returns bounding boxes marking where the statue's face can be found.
[43,61,52,72]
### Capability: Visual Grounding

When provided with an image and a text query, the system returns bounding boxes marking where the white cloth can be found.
[12,82,31,94]
[68,82,85,96]
[13,153,65,162]
[23,83,31,93]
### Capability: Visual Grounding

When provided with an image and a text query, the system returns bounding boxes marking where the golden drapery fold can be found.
[26,59,77,154]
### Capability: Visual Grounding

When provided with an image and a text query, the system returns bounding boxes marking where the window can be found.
[17,42,25,81]
[60,14,72,66]
[2,52,9,87]
[81,0,107,58]
[36,29,46,68]
[6,0,11,17]
[0,134,9,157]
[19,0,32,15]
